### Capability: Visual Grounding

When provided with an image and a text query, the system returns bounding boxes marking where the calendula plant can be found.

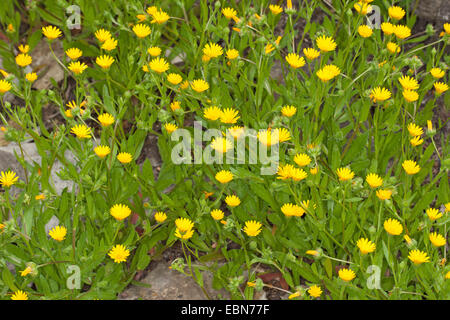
[0,0,449,300]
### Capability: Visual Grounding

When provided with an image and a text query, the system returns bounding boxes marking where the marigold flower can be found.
[281,203,305,217]
[269,5,283,15]
[228,126,244,139]
[94,145,111,158]
[68,61,88,74]
[410,136,423,147]
[20,266,32,277]
[101,37,118,51]
[384,218,403,235]
[338,268,356,281]
[117,152,132,164]
[170,101,181,111]
[151,10,170,24]
[137,14,147,22]
[336,167,354,181]
[291,168,308,181]
[148,46,161,57]
[214,170,233,185]
[0,170,19,188]
[210,209,224,220]
[220,108,240,124]
[376,189,392,200]
[222,7,237,19]
[203,42,223,59]
[42,25,62,40]
[308,285,322,298]
[356,238,376,254]
[211,137,232,153]
[15,53,32,67]
[381,22,395,35]
[175,217,194,232]
[175,227,194,240]
[310,166,319,175]
[285,53,305,69]
[430,67,445,79]
[398,75,419,90]
[388,6,405,20]
[429,232,446,247]
[71,124,92,139]
[48,225,67,241]
[35,194,46,200]
[96,55,115,69]
[25,72,37,82]
[402,89,418,102]
[434,82,449,94]
[191,79,209,92]
[18,44,29,53]
[445,271,450,280]
[277,164,294,180]
[316,64,340,82]
[370,87,391,103]
[445,23,450,35]
[303,47,320,60]
[204,106,222,120]
[294,153,311,167]
[426,208,442,221]
[110,204,131,221]
[154,212,167,223]
[164,123,178,133]
[408,249,430,265]
[366,173,383,188]
[407,123,423,137]
[316,35,337,52]
[11,290,28,300]
[226,49,239,60]
[0,79,12,94]
[243,220,262,237]
[402,160,420,175]
[108,244,130,263]
[65,48,82,60]
[146,6,158,16]
[167,73,182,85]
[281,105,297,117]
[394,25,411,39]
[98,113,115,127]
[225,195,241,207]
[132,24,151,38]
[95,29,111,42]
[358,25,373,38]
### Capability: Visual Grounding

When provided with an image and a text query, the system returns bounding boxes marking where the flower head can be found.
[394,25,411,39]
[148,46,161,57]
[408,249,430,265]
[203,42,223,59]
[102,37,118,51]
[154,212,167,223]
[426,208,443,221]
[281,105,297,117]
[215,170,233,184]
[222,7,237,19]
[132,24,151,38]
[170,101,181,111]
[71,124,92,139]
[149,57,169,73]
[204,106,222,120]
[303,48,320,60]
[399,75,419,90]
[225,195,241,207]
[211,137,232,153]
[191,79,209,92]
[0,170,19,188]
[167,73,182,85]
[151,10,170,24]
[269,5,283,14]
[220,108,240,124]
[354,1,371,15]
[402,160,420,175]
[387,42,400,54]
[434,82,449,94]
[294,153,311,167]
[308,285,322,298]
[338,268,356,282]
[96,55,115,69]
[117,152,132,164]
[68,61,88,74]
[228,126,245,139]
[0,79,12,94]
[18,44,29,53]
[48,226,67,241]
[95,29,111,42]
[376,189,392,200]
[381,22,395,35]
[429,232,446,247]
[316,64,340,82]
[226,49,239,60]
[110,204,131,221]
[243,220,262,237]
[407,123,423,137]
[316,35,337,52]
[11,290,28,300]
[15,53,32,67]
[356,238,376,254]
[430,68,445,79]
[65,48,82,60]
[358,25,373,38]
[285,53,305,69]
[175,217,194,232]
[370,87,391,103]
[42,25,62,40]
[281,203,306,217]
[164,123,178,134]
[94,145,111,158]
[384,218,403,235]
[410,136,424,147]
[388,6,405,20]
[366,173,383,188]
[211,209,224,220]
[98,113,115,127]
[336,167,354,181]
[108,244,130,263]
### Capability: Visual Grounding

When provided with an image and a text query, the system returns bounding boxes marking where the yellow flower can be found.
[434,82,449,94]
[117,152,132,164]
[35,194,46,200]
[308,285,322,298]
[384,218,403,235]
[306,250,319,256]
[445,23,450,35]
[20,266,32,277]
[410,136,424,147]
[310,166,319,175]
[203,42,223,59]
[211,137,232,153]
[0,79,12,94]
[0,170,19,188]
[146,6,158,16]
[445,271,450,280]
[25,72,37,82]
[11,290,28,300]
[68,61,88,74]
[101,37,118,51]
[42,25,62,40]
[94,145,111,158]
[338,268,356,282]
[191,79,209,92]
[48,225,67,241]
[376,189,392,200]
[0,69,9,77]
[277,164,294,180]
[70,124,92,139]
[358,25,373,38]
[269,5,283,15]
[429,232,446,247]
[356,238,376,254]
[303,47,320,60]
[243,220,262,237]
[222,7,237,19]
[15,53,32,67]
[96,55,115,69]
[291,168,308,181]
[408,249,430,265]
[354,1,371,15]
[281,105,297,117]
[430,67,445,79]
[381,22,395,35]
[164,123,178,133]
[211,209,224,221]
[316,64,340,82]
[285,53,305,69]
[170,101,181,111]
[336,167,354,181]
[147,46,162,57]
[402,89,418,102]
[108,244,130,263]
[110,204,131,221]
[65,48,82,60]
[426,208,443,221]
[445,202,450,213]
[215,170,233,184]
[136,14,147,22]
[288,292,301,299]
[204,106,222,120]
[220,108,240,124]
[402,160,420,175]
[316,35,337,52]
[226,49,239,60]
[398,75,419,90]
[387,42,400,54]
[132,24,151,38]
[154,212,167,223]
[225,195,241,207]
[94,29,111,42]
[18,44,29,53]
[149,57,169,73]
[228,126,244,139]
[98,113,115,127]
[370,87,391,103]
[175,217,194,232]
[175,228,194,240]
[151,10,170,24]
[366,173,383,188]
[265,36,282,55]
[281,203,305,217]
[407,123,423,137]
[394,25,411,39]
[65,100,86,117]
[294,153,311,167]
[7,24,14,33]
[167,73,182,85]
[388,6,405,20]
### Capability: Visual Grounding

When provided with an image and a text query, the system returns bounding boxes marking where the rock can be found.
[31,40,65,91]
[416,0,450,23]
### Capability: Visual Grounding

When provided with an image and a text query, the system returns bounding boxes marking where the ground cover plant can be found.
[0,0,449,300]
